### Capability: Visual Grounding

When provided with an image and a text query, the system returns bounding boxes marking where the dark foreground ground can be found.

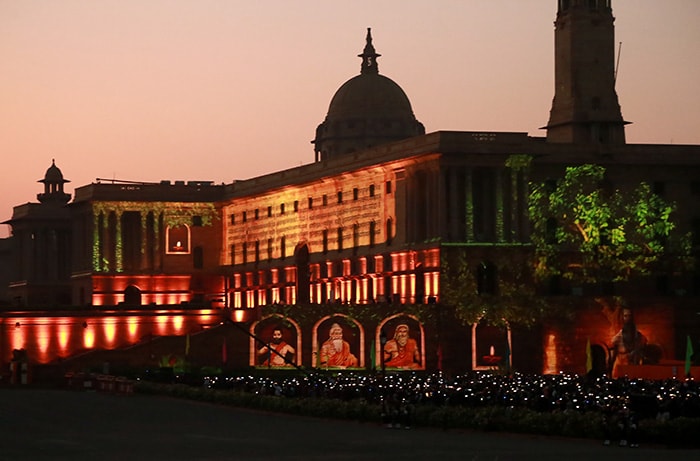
[0,389,696,461]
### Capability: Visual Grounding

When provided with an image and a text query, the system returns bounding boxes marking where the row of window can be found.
[230,219,393,265]
[229,181,392,225]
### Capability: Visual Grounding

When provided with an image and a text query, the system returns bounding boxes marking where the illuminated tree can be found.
[528,163,692,288]
[440,250,551,328]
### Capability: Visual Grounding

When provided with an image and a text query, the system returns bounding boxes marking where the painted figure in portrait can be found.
[256,324,296,367]
[379,316,423,370]
[319,321,358,369]
[383,323,421,369]
[610,308,647,378]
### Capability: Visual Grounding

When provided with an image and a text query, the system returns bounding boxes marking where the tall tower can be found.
[544,0,629,144]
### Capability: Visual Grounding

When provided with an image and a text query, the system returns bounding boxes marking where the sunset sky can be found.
[1,0,699,237]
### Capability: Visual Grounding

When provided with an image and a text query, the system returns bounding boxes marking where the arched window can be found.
[166,224,190,253]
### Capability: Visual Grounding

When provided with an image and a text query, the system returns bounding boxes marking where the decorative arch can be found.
[249,314,302,368]
[471,320,511,371]
[166,224,190,254]
[123,285,142,306]
[312,314,364,369]
[377,313,425,370]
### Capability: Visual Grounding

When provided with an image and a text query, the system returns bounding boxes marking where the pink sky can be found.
[1,0,699,238]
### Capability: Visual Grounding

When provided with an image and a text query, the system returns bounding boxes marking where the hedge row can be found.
[133,381,700,447]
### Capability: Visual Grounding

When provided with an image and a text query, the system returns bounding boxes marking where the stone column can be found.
[92,210,101,272]
[449,167,459,241]
[464,168,474,242]
[140,211,149,271]
[115,210,123,273]
[495,169,505,243]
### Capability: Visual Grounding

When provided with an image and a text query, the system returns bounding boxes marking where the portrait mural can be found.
[314,316,362,369]
[251,315,300,368]
[609,307,648,378]
[379,315,425,370]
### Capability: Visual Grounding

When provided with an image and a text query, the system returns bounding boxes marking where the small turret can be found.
[37,159,71,204]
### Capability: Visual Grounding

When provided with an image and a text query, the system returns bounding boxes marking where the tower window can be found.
[322,194,328,206]
[254,209,259,220]
[280,203,285,215]
[308,197,313,209]
[353,188,359,201]
[322,230,328,254]
[337,227,343,252]
[386,181,392,194]
[337,191,343,204]
[242,211,247,223]
[230,214,235,225]
[294,200,299,212]
[268,206,272,217]
[369,184,375,197]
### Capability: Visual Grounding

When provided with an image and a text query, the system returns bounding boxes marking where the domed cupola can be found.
[38,159,71,204]
[312,28,425,162]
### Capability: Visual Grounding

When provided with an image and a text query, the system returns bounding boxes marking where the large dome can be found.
[313,29,424,162]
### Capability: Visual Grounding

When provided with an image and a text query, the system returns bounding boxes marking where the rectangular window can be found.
[280,236,286,259]
[255,240,260,262]
[192,215,203,227]
[230,244,235,265]
[322,229,328,254]
[353,188,359,201]
[242,211,247,223]
[308,197,313,209]
[242,243,247,264]
[230,214,235,225]
[267,238,273,260]
[294,200,299,212]
[369,184,375,197]
[280,203,285,215]
[337,191,343,203]
[369,221,376,247]
[385,181,392,194]
[322,194,328,206]
[337,227,343,252]
[254,209,259,220]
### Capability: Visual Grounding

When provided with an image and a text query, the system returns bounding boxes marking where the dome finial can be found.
[358,27,381,75]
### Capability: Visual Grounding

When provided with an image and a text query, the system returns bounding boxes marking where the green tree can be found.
[528,163,692,287]
[440,249,550,328]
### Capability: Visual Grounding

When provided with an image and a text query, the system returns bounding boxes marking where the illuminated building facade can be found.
[2,1,699,374]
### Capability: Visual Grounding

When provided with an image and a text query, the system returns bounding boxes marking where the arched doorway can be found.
[124,285,142,306]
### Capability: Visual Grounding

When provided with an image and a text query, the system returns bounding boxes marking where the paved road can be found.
[0,389,695,460]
